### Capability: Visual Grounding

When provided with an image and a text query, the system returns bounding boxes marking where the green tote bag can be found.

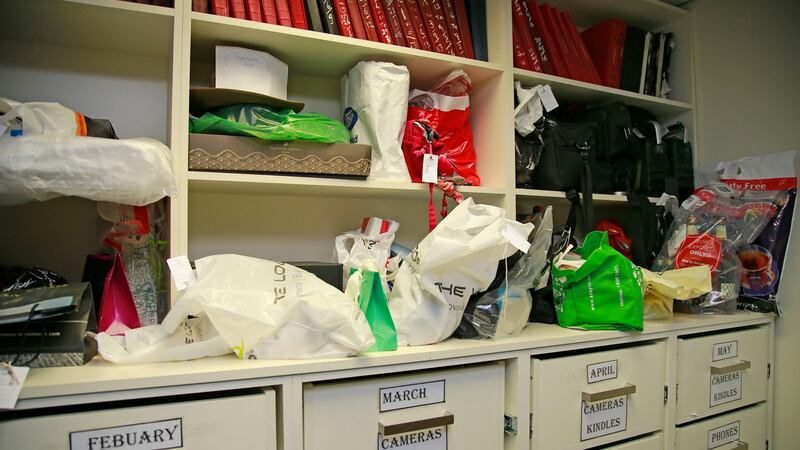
[551,231,644,331]
[347,269,398,352]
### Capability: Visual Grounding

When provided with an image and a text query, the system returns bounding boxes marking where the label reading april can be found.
[707,421,740,449]
[377,426,447,450]
[710,371,742,407]
[379,380,445,412]
[70,418,182,450]
[587,360,618,384]
[712,341,738,362]
[581,396,627,441]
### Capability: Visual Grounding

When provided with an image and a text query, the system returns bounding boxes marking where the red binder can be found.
[357,0,380,41]
[230,0,247,19]
[430,0,455,55]
[512,25,531,70]
[345,0,368,38]
[333,0,355,36]
[370,0,394,44]
[289,0,308,28]
[382,0,407,47]
[245,0,263,21]
[211,0,229,16]
[441,0,465,57]
[529,0,566,77]
[395,0,419,48]
[521,0,553,74]
[541,4,581,80]
[561,10,601,84]
[406,0,433,51]
[261,0,278,23]
[275,0,293,25]
[193,0,209,13]
[453,0,474,59]
[512,0,543,73]
[417,0,447,54]
[581,18,627,88]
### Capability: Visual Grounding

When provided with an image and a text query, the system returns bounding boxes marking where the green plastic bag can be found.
[345,269,397,352]
[189,104,351,143]
[551,231,645,331]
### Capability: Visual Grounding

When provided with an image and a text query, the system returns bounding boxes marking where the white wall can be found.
[690,0,800,447]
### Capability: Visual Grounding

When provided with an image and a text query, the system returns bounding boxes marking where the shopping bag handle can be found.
[380,412,454,436]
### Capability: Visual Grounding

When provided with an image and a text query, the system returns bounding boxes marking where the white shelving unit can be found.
[1,2,775,450]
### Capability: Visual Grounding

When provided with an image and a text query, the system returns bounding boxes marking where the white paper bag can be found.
[388,199,534,346]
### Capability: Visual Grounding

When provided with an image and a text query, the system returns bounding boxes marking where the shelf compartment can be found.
[514,69,693,117]
[188,171,507,200]
[546,0,688,30]
[190,12,504,88]
[516,188,658,205]
[0,0,174,58]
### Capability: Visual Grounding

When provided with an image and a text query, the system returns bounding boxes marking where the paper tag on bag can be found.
[167,256,197,291]
[539,85,559,112]
[422,154,438,183]
[722,162,738,179]
[502,225,531,254]
[0,364,29,410]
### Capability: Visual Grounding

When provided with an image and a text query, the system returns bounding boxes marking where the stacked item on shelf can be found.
[193,0,488,61]
[121,0,174,6]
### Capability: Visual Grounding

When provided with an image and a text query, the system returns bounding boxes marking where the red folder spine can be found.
[512,25,531,70]
[245,0,263,20]
[563,11,602,85]
[521,0,552,73]
[395,0,420,48]
[581,19,626,88]
[406,0,433,51]
[453,0,473,58]
[512,0,542,72]
[529,0,566,77]
[345,0,367,38]
[275,0,293,25]
[261,0,278,23]
[230,0,247,18]
[558,10,592,82]
[357,0,380,41]
[193,0,209,13]
[211,0,229,16]
[370,0,394,44]
[382,0,407,47]
[333,0,355,36]
[418,0,446,53]
[430,0,455,55]
[289,0,308,28]
[542,4,581,80]
[441,0,465,57]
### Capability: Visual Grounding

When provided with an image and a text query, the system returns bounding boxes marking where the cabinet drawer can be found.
[531,341,666,449]
[604,432,664,450]
[0,389,277,450]
[677,326,769,423]
[676,403,767,450]
[303,363,504,450]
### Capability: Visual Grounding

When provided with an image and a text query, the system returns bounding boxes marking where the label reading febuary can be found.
[377,426,447,450]
[707,421,740,449]
[587,360,618,384]
[379,380,445,412]
[580,396,627,441]
[712,341,738,362]
[69,418,182,450]
[710,371,743,407]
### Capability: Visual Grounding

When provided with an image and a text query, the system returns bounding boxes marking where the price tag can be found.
[722,162,738,179]
[422,154,438,183]
[0,364,29,410]
[539,85,559,112]
[166,256,197,291]
[502,225,531,254]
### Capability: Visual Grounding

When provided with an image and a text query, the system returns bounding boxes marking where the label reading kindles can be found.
[580,396,627,441]
[379,380,445,412]
[710,371,742,407]
[377,426,446,450]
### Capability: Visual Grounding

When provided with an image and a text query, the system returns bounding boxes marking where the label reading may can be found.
[380,380,445,412]
[710,371,742,407]
[712,340,738,362]
[581,396,627,441]
[70,418,182,450]
[707,420,740,449]
[377,426,446,450]
[587,360,618,384]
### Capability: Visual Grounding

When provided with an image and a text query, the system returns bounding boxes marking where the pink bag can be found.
[98,254,141,335]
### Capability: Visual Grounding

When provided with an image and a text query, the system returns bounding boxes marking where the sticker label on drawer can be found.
[587,360,618,384]
[708,420,740,449]
[710,371,742,407]
[69,418,182,450]
[377,426,447,449]
[580,396,627,441]
[380,380,445,412]
[712,340,738,362]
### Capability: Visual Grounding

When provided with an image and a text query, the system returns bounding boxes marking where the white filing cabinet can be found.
[676,402,767,450]
[303,363,505,450]
[676,326,770,424]
[0,388,278,450]
[530,341,667,449]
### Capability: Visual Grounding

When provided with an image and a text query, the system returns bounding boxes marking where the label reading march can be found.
[707,421,740,449]
[712,341,738,362]
[70,418,182,450]
[581,396,627,441]
[710,371,743,407]
[377,426,447,450]
[379,380,445,412]
[587,360,618,384]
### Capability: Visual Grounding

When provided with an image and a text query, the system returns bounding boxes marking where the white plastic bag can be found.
[388,198,534,346]
[97,255,375,363]
[0,135,176,206]
[341,61,411,182]
[335,216,399,282]
[0,100,77,136]
[513,81,546,137]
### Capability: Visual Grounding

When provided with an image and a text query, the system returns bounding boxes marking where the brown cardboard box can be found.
[189,134,371,178]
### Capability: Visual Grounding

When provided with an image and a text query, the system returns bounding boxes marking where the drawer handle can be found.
[581,384,636,403]
[711,360,751,375]
[379,413,455,436]
[733,441,748,450]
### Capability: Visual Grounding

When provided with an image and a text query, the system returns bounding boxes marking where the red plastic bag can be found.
[98,254,141,335]
[402,70,480,186]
